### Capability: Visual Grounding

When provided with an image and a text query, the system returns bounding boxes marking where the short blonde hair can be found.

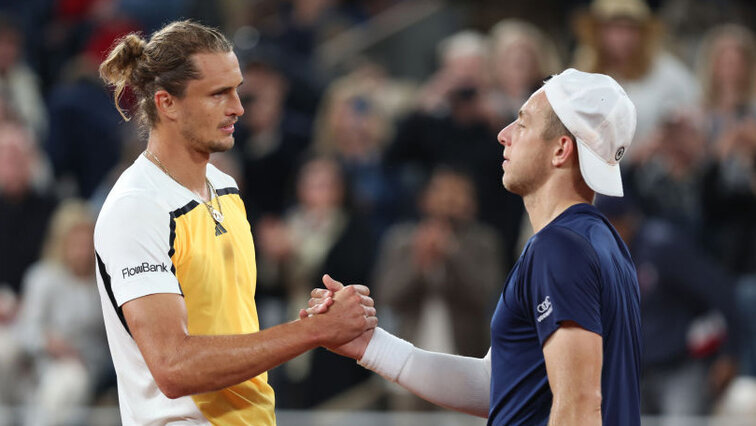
[41,200,95,265]
[489,19,562,79]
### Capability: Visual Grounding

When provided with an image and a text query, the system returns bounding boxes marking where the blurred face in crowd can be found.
[493,38,540,96]
[0,28,20,73]
[330,94,382,158]
[442,51,487,91]
[421,171,477,223]
[241,64,286,133]
[657,113,706,176]
[599,18,643,65]
[0,124,34,198]
[170,51,244,154]
[297,158,344,212]
[497,90,554,196]
[63,222,96,278]
[712,37,749,91]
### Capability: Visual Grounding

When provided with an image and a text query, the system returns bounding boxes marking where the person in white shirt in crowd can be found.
[14,200,109,425]
[571,0,699,163]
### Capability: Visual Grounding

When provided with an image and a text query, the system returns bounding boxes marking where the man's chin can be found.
[501,177,523,196]
[209,136,235,153]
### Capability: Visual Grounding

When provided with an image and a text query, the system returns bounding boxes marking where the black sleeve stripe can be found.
[168,200,199,295]
[215,187,239,196]
[96,251,132,337]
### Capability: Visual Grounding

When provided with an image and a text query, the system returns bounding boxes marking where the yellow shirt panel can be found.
[170,190,275,425]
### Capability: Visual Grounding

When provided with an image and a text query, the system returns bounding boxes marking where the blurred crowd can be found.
[0,0,756,422]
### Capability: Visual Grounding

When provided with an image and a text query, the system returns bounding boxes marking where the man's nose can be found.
[497,122,513,146]
[230,90,245,117]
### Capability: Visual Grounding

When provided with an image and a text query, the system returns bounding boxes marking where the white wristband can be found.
[358,327,414,382]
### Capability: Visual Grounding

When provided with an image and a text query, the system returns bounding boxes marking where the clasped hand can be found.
[299,274,377,360]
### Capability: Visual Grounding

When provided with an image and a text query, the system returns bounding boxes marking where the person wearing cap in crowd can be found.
[303,68,641,425]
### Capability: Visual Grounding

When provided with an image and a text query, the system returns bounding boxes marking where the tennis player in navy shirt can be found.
[304,68,642,425]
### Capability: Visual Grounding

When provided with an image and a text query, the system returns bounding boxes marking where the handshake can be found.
[298,274,377,360]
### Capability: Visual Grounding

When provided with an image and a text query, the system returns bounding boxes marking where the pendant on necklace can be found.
[211,208,224,223]
[215,222,227,236]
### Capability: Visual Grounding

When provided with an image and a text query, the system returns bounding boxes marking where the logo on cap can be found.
[615,147,625,161]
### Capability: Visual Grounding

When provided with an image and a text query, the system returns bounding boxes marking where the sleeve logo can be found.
[536,296,553,322]
[122,262,169,279]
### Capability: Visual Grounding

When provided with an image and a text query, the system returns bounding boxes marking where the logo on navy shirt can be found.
[122,262,168,279]
[536,296,553,322]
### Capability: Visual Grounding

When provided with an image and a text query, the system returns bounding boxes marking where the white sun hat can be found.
[542,68,637,197]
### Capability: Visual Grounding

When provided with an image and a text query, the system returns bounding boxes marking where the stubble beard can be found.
[180,124,234,154]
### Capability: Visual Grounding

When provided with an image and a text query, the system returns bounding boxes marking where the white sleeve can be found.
[94,193,182,307]
[358,327,491,417]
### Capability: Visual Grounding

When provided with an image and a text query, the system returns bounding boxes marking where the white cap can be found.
[542,68,636,197]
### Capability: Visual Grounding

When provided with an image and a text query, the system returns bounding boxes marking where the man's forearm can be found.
[147,317,323,398]
[359,328,491,417]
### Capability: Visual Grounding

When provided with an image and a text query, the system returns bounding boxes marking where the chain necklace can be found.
[143,150,227,235]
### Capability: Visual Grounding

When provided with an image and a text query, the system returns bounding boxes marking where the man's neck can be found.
[146,129,210,199]
[523,176,593,234]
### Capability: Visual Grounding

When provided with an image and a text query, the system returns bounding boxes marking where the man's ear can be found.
[154,90,178,121]
[552,136,576,168]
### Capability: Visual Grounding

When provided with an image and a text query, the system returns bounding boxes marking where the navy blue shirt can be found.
[489,203,641,425]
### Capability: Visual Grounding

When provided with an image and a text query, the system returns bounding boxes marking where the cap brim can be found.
[576,140,624,197]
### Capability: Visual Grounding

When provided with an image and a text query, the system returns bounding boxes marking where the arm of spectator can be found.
[543,321,603,426]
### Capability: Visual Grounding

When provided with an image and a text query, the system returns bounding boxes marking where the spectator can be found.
[14,199,109,425]
[628,109,709,235]
[572,0,699,161]
[386,30,523,267]
[697,24,756,276]
[597,195,739,418]
[0,120,57,296]
[486,19,562,126]
[313,65,412,236]
[372,167,503,410]
[414,30,489,116]
[45,53,123,198]
[698,24,756,142]
[695,25,756,382]
[0,119,56,412]
[0,13,48,138]
[235,51,312,221]
[255,156,375,408]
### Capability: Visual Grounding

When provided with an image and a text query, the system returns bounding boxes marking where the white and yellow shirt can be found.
[94,155,275,425]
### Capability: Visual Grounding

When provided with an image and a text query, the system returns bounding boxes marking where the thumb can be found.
[322,274,344,292]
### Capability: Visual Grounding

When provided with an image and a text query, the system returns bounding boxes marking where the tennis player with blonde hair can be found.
[95,20,376,425]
